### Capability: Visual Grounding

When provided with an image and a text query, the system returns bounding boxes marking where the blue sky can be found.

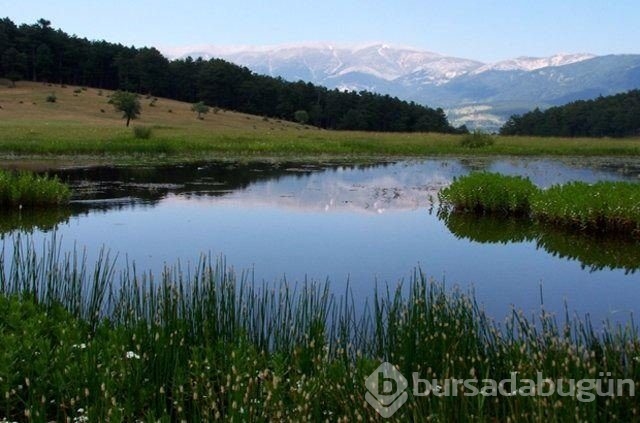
[1,0,637,62]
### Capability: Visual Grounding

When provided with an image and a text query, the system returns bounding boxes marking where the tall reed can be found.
[0,236,638,422]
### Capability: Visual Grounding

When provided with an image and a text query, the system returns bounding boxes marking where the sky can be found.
[1,0,638,62]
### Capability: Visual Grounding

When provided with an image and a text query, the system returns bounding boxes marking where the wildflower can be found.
[73,343,87,350]
[125,351,141,360]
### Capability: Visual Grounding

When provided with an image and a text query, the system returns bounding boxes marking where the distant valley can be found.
[166,44,640,131]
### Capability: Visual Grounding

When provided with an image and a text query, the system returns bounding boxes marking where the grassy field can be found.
[1,81,640,164]
[0,238,638,422]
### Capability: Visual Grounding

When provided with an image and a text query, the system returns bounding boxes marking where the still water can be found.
[3,157,640,326]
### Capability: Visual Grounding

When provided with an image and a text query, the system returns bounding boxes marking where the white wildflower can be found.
[125,351,141,360]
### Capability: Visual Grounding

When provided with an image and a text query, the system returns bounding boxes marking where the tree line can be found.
[500,90,640,137]
[0,17,464,133]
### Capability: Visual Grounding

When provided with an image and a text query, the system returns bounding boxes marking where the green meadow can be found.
[1,82,640,164]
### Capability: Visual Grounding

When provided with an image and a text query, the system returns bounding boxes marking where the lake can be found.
[2,157,640,327]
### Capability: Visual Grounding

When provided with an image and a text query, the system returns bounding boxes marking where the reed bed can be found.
[439,172,640,238]
[438,172,538,215]
[531,181,640,236]
[0,170,70,208]
[0,237,638,422]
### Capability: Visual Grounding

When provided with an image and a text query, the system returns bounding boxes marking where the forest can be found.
[0,17,463,133]
[500,90,640,137]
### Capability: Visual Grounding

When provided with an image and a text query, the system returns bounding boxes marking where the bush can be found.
[45,93,56,103]
[294,109,309,124]
[459,130,495,148]
[133,126,152,139]
[73,88,82,94]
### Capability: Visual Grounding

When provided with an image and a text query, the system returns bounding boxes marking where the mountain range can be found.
[165,44,640,131]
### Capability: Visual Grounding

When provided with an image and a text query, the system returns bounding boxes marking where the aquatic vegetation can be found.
[0,170,70,208]
[438,172,537,215]
[440,172,640,238]
[531,181,640,237]
[0,238,638,422]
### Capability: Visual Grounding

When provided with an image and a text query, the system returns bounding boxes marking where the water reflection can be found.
[55,160,450,214]
[441,213,640,274]
[1,157,638,325]
[0,209,72,237]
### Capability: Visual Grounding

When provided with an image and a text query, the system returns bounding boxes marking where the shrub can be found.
[73,88,82,94]
[46,93,56,103]
[133,126,152,139]
[294,109,309,124]
[459,130,495,148]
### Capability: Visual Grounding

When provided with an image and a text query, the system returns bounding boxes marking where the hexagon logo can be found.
[365,362,408,418]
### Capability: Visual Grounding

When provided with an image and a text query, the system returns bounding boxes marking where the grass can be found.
[1,82,640,163]
[531,181,640,236]
[438,172,538,215]
[439,172,640,238]
[0,237,638,422]
[0,170,70,208]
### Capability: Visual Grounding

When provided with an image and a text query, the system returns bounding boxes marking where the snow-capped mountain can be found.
[470,53,597,74]
[164,44,640,130]
[167,43,483,87]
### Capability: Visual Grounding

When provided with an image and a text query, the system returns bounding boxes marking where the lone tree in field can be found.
[110,91,141,126]
[191,101,210,120]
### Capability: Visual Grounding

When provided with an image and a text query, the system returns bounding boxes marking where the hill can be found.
[0,18,460,134]
[0,80,303,133]
[1,81,640,160]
